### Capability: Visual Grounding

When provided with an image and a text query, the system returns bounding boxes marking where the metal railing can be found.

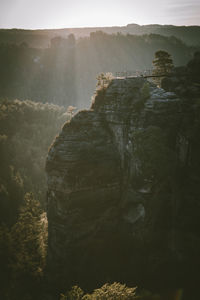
[115,70,153,78]
[98,70,178,86]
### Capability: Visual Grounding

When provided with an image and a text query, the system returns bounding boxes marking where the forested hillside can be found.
[0,100,67,225]
[1,24,200,47]
[0,100,70,299]
[0,32,197,108]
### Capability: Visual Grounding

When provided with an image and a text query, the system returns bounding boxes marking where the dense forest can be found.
[0,32,198,108]
[0,100,70,299]
[0,100,68,225]
[1,24,200,47]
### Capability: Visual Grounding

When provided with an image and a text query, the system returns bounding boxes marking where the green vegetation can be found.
[84,283,136,300]
[0,99,67,226]
[60,283,164,300]
[1,25,200,47]
[10,192,47,279]
[0,99,69,299]
[0,33,195,107]
[0,193,47,300]
[152,50,174,86]
[91,73,113,109]
[60,285,84,300]
[96,72,114,88]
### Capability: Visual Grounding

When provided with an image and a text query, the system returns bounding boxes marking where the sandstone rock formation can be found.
[46,76,200,292]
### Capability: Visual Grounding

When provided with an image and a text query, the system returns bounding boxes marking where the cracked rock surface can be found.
[46,77,200,290]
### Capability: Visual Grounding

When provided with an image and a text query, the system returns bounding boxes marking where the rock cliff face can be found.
[46,77,200,291]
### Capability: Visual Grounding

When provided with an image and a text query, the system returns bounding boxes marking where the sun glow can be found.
[0,0,200,29]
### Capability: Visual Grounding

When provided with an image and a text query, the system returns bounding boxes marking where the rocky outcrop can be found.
[46,76,200,291]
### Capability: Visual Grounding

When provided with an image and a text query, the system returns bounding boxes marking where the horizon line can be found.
[0,23,200,31]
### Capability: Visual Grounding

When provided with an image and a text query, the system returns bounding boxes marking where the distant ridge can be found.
[0,24,200,47]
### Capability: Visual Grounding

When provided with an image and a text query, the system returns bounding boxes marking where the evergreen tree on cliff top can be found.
[152,50,174,86]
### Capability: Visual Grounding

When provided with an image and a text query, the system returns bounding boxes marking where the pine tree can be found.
[10,192,47,277]
[152,50,174,86]
[9,193,47,299]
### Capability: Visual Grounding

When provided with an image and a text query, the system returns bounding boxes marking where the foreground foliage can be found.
[0,193,47,300]
[60,283,163,300]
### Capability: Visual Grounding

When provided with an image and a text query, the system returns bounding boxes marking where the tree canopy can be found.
[152,50,174,85]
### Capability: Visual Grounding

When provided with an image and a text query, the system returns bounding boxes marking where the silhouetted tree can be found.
[152,50,174,86]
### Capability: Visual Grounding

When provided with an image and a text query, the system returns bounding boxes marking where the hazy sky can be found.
[0,0,200,29]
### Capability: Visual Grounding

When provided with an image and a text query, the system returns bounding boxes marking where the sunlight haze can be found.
[0,0,200,29]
